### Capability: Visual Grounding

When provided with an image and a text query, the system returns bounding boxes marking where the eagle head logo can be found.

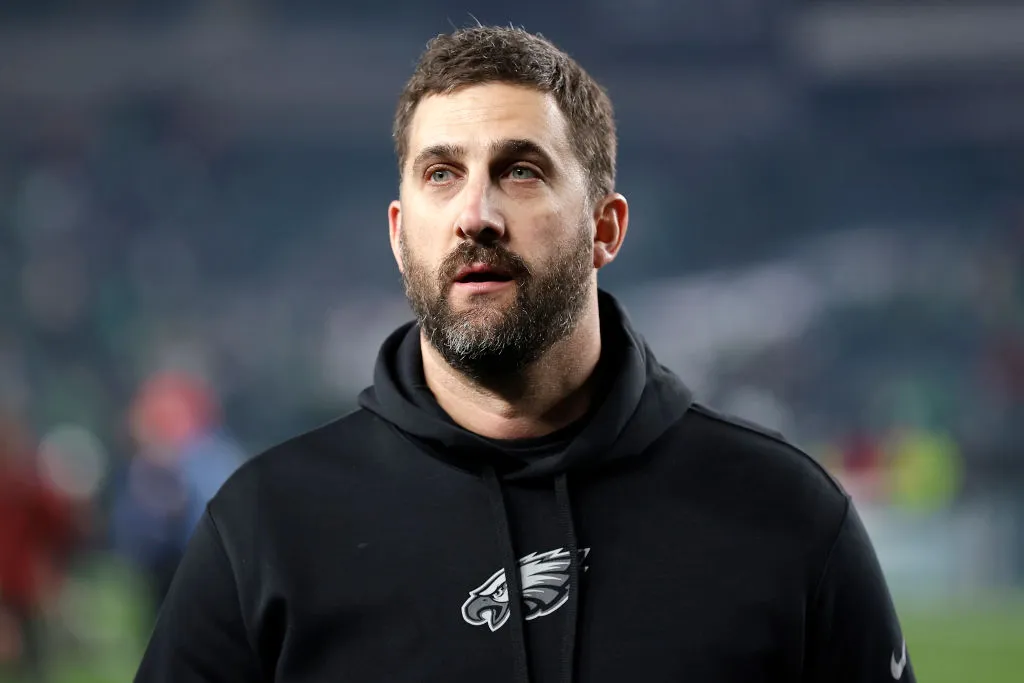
[461,548,590,632]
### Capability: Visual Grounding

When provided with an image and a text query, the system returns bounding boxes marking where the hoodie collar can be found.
[357,289,693,480]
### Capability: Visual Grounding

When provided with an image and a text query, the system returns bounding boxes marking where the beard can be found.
[400,223,594,381]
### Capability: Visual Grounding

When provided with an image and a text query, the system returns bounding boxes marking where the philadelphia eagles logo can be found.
[461,547,590,632]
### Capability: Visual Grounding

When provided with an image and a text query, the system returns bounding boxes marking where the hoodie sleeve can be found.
[803,500,916,683]
[134,509,263,683]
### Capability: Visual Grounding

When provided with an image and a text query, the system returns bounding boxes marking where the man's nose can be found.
[455,179,505,242]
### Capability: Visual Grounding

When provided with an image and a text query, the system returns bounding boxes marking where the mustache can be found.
[438,242,531,285]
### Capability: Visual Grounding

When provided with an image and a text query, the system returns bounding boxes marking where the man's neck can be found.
[421,302,603,441]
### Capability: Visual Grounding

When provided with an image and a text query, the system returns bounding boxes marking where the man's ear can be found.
[388,200,403,273]
[592,193,628,269]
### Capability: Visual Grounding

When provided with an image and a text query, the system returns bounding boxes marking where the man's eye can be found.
[508,166,538,180]
[429,169,453,183]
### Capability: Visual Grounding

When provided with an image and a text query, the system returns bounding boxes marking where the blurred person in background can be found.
[0,414,77,682]
[110,371,245,608]
[136,25,915,683]
[833,425,887,504]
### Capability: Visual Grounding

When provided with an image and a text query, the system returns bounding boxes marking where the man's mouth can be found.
[453,264,516,284]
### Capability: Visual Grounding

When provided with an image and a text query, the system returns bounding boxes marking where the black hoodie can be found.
[135,290,915,683]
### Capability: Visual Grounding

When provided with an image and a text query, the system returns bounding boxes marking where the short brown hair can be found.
[393,26,617,203]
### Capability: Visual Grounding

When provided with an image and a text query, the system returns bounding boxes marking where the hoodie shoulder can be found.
[688,401,845,494]
[665,401,851,548]
[689,402,788,443]
[207,408,392,523]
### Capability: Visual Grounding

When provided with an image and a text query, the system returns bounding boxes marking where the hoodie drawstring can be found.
[486,467,532,683]
[485,467,582,683]
[555,473,581,683]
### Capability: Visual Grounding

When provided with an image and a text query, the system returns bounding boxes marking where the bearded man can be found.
[136,25,915,683]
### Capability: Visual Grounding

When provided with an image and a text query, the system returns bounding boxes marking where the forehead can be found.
[406,83,573,163]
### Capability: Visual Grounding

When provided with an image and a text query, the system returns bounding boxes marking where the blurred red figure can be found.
[0,415,76,680]
[837,430,888,504]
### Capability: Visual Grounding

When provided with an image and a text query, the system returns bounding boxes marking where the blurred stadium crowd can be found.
[1,1,1023,681]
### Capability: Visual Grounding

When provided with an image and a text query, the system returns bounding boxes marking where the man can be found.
[135,26,916,683]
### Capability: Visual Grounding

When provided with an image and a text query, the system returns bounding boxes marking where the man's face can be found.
[390,83,596,379]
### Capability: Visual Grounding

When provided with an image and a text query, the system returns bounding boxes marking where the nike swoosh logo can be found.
[890,639,907,679]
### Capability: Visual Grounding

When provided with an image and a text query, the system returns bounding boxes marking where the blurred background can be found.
[0,0,1022,681]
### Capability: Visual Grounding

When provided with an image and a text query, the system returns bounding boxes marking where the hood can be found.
[357,289,693,481]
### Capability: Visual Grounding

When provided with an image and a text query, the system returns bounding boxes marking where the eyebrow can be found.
[410,143,466,175]
[489,138,556,171]
[409,138,557,176]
